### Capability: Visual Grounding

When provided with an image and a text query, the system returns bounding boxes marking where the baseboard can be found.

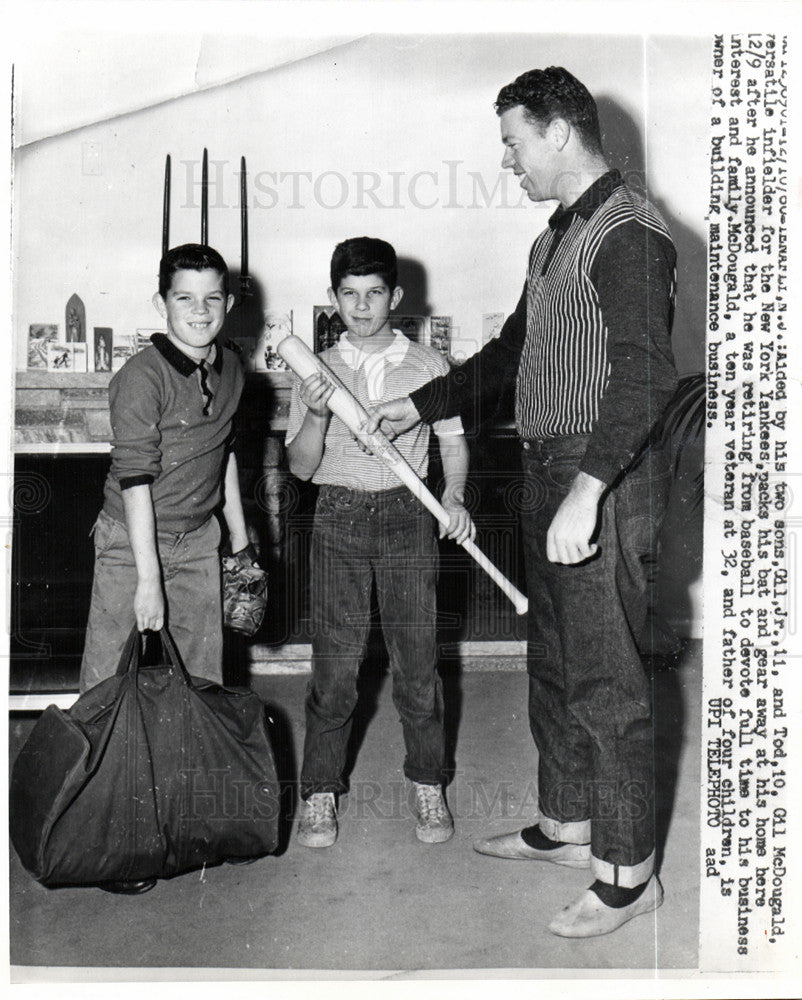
[9,640,529,711]
[248,640,528,675]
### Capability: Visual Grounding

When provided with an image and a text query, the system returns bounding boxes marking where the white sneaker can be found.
[296,792,337,848]
[413,782,454,844]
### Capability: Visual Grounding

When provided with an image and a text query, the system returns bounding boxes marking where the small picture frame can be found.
[429,315,452,356]
[46,342,77,371]
[135,329,163,352]
[71,343,88,373]
[28,324,58,369]
[65,293,86,343]
[313,306,345,353]
[93,328,112,372]
[395,315,426,344]
[248,311,293,371]
[112,336,137,372]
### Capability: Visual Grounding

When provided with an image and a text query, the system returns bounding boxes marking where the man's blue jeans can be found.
[300,484,445,799]
[520,434,671,887]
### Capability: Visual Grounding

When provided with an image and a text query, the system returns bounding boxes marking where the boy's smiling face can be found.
[329,273,403,350]
[153,268,234,360]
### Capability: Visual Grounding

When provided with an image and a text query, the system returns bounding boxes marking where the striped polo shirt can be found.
[286,330,462,491]
[410,171,678,484]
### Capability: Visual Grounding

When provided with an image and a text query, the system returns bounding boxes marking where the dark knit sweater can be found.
[102,334,244,531]
[411,170,679,485]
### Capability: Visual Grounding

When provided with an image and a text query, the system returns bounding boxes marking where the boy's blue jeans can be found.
[520,434,671,888]
[300,484,445,799]
[79,509,223,692]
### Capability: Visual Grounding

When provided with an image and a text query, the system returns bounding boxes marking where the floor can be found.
[9,642,701,978]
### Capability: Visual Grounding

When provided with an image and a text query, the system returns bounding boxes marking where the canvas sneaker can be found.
[296,792,337,848]
[413,782,454,844]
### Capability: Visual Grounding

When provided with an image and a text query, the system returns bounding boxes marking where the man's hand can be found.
[134,576,165,631]
[299,372,335,417]
[546,472,606,564]
[364,396,421,440]
[440,501,476,545]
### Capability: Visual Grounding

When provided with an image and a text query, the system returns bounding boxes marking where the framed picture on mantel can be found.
[93,327,112,372]
[27,323,58,369]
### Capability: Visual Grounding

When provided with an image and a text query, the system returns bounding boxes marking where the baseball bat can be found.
[277,335,528,616]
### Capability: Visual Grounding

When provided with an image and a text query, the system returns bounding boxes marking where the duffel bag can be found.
[10,626,280,888]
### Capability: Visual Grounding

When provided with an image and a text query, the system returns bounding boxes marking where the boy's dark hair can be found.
[330,237,397,292]
[495,67,603,156]
[159,243,229,297]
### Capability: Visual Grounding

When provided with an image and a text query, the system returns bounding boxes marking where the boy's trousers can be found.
[520,433,671,888]
[79,509,223,692]
[300,484,445,799]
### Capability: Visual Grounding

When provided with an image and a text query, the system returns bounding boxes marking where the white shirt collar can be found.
[336,329,410,398]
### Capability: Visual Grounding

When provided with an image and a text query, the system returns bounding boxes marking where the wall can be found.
[13,32,709,374]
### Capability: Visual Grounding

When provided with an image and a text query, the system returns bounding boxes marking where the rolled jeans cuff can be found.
[591,849,655,888]
[538,813,591,846]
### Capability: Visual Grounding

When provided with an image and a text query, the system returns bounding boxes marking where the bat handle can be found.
[461,538,529,616]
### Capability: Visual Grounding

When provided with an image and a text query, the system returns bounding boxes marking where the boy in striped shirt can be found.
[285,236,474,848]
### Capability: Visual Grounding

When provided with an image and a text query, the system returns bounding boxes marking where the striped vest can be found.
[516,186,674,439]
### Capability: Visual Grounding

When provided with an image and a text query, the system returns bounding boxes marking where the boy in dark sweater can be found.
[80,244,250,693]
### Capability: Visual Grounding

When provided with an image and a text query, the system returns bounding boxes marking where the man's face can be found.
[154,268,233,360]
[329,273,403,344]
[499,105,557,203]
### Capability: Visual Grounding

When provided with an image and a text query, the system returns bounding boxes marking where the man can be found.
[366,67,678,937]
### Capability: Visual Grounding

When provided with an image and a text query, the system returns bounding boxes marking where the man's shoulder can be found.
[598,184,672,240]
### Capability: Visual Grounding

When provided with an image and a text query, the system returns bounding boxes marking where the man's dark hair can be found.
[159,243,229,297]
[330,236,397,292]
[495,66,603,155]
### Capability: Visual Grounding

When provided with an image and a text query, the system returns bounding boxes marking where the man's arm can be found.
[580,220,679,482]
[222,451,250,553]
[436,433,476,545]
[121,484,165,631]
[548,219,678,564]
[366,282,528,438]
[286,372,334,481]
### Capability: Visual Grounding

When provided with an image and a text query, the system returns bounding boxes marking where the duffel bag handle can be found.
[115,625,193,685]
[114,625,143,677]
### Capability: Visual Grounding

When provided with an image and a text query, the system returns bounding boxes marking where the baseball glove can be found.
[222,543,268,636]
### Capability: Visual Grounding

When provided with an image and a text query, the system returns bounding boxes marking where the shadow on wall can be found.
[597,94,707,376]
[395,257,432,319]
[223,270,268,342]
[597,96,706,640]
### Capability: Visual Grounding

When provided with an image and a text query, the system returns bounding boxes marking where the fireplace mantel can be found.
[14,370,293,452]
